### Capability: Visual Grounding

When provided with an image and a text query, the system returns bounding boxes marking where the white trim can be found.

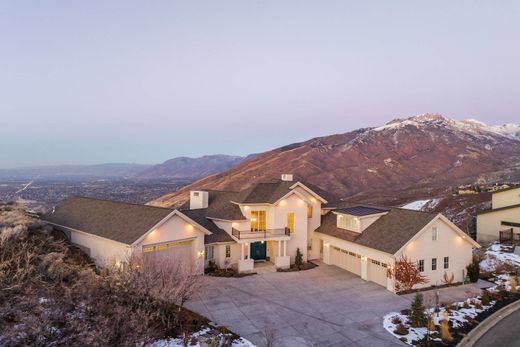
[273,189,312,206]
[289,182,328,203]
[206,216,247,222]
[393,214,480,255]
[141,236,197,248]
[332,211,389,219]
[131,209,212,246]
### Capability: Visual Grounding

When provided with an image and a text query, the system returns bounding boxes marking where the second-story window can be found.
[287,212,294,234]
[250,210,266,231]
[432,258,437,271]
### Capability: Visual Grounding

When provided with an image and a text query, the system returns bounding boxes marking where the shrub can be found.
[427,314,436,331]
[466,261,480,283]
[510,277,518,293]
[393,323,409,336]
[463,301,470,309]
[481,290,490,305]
[295,248,303,270]
[440,320,453,342]
[391,316,402,324]
[409,293,426,328]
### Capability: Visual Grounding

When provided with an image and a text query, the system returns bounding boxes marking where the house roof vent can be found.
[281,174,293,182]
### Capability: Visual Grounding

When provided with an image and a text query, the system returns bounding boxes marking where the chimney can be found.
[281,174,293,182]
[190,191,209,209]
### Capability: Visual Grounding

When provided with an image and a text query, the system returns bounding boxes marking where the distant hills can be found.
[0,154,251,181]
[0,163,151,180]
[134,154,251,180]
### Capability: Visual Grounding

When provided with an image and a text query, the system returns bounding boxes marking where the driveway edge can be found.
[457,299,520,347]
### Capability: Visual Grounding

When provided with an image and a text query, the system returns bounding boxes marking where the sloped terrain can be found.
[150,115,520,218]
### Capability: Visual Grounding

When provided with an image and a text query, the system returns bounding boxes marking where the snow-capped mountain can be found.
[150,114,520,214]
[374,114,520,140]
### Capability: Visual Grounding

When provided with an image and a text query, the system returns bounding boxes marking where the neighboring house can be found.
[43,174,480,292]
[477,186,520,243]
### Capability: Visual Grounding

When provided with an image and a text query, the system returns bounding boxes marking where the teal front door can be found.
[250,241,266,261]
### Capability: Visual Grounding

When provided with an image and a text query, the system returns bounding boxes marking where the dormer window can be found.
[337,214,359,231]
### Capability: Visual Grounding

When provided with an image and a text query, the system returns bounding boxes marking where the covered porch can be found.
[237,239,291,273]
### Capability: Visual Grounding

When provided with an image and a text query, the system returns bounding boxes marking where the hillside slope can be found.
[149,114,520,213]
[134,154,248,180]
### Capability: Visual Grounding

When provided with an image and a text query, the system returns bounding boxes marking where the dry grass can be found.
[0,203,208,346]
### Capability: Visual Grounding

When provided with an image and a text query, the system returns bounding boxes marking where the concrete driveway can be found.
[187,263,410,346]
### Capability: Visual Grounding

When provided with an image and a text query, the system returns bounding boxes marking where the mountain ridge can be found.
[149,114,520,210]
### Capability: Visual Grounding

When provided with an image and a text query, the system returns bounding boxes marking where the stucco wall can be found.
[492,188,520,209]
[70,230,130,265]
[477,207,520,243]
[396,218,474,287]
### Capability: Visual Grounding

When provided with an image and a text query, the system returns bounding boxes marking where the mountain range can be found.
[148,114,520,231]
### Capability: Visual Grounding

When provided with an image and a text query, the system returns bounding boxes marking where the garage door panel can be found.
[368,259,387,287]
[330,246,361,276]
[143,240,193,265]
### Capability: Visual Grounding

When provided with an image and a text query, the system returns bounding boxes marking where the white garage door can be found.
[143,240,193,264]
[330,246,361,276]
[368,259,388,287]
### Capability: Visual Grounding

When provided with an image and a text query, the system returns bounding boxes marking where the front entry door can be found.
[250,241,267,261]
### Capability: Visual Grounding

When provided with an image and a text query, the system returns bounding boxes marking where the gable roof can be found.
[316,206,438,254]
[43,196,174,245]
[180,208,234,244]
[230,179,332,205]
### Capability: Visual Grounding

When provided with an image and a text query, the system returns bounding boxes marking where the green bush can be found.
[409,292,426,327]
[466,261,480,282]
[295,248,303,270]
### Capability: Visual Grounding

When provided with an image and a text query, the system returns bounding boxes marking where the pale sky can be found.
[1,1,519,168]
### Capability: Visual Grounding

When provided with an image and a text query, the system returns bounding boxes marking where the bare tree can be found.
[394,255,429,292]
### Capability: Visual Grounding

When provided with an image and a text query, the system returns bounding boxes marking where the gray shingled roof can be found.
[180,208,234,244]
[179,190,246,221]
[316,206,438,254]
[43,196,174,245]
[232,181,295,204]
[335,206,389,217]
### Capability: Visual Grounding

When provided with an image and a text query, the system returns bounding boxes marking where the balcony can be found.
[231,227,290,240]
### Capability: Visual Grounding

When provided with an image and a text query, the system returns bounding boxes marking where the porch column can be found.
[277,240,281,257]
[246,243,250,260]
[283,240,287,256]
[241,243,244,260]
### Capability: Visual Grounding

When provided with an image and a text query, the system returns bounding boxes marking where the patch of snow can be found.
[402,199,431,211]
[367,168,377,173]
[151,328,256,347]
[383,297,495,346]
[480,242,520,272]
[370,114,520,140]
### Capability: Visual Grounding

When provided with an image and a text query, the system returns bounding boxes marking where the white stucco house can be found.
[477,186,520,243]
[44,174,480,292]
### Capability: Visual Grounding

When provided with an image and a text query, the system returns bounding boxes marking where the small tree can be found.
[466,260,480,283]
[440,319,453,342]
[409,292,426,327]
[295,248,303,270]
[394,255,429,292]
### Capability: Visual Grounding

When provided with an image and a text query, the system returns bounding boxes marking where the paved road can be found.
[188,263,410,347]
[474,309,520,347]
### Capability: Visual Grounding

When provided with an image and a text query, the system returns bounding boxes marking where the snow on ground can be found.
[480,243,520,272]
[151,328,256,347]
[401,198,440,211]
[383,297,495,346]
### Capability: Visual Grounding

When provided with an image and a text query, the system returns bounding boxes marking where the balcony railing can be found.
[232,227,290,240]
